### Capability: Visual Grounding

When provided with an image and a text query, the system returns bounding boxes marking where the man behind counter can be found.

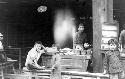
[73,23,87,50]
[119,24,125,53]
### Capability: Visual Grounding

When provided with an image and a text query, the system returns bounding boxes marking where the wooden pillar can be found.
[92,0,113,73]
[107,0,113,23]
[19,48,21,70]
[92,0,102,73]
[51,53,61,79]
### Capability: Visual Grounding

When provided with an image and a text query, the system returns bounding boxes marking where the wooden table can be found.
[60,55,91,72]
[0,60,17,79]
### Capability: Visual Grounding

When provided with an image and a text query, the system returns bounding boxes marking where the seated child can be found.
[25,41,46,70]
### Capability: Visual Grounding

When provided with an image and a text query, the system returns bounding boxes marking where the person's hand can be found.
[38,65,45,70]
[43,47,48,53]
[51,66,55,70]
[119,45,123,52]
[51,66,56,72]
[39,50,45,54]
[121,48,123,52]
[51,65,58,70]
[84,43,90,48]
[75,45,83,50]
[103,69,107,75]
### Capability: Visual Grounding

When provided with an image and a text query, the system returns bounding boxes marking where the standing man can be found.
[0,33,6,62]
[25,41,46,70]
[119,24,125,53]
[73,23,87,51]
[0,33,3,50]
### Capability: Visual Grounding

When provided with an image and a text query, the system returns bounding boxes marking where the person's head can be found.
[34,41,42,50]
[123,24,125,30]
[0,33,3,41]
[78,23,84,32]
[52,43,60,51]
[108,39,118,50]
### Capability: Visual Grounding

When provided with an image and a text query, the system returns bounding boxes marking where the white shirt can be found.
[0,41,3,50]
[25,47,44,67]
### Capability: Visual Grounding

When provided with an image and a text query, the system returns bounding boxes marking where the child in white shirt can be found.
[25,41,46,70]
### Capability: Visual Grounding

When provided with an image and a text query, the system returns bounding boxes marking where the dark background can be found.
[0,0,122,48]
[0,0,92,48]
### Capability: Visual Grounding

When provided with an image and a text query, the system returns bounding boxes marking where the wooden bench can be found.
[22,68,52,79]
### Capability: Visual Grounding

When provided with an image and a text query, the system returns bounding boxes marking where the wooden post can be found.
[19,48,21,70]
[92,0,102,73]
[107,0,113,23]
[51,53,61,79]
[1,69,4,79]
[92,0,113,72]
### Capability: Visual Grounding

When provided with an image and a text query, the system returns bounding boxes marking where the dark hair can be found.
[123,24,125,29]
[79,23,84,26]
[108,39,118,45]
[35,41,42,45]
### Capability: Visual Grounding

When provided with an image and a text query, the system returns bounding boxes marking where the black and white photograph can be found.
[0,0,124,79]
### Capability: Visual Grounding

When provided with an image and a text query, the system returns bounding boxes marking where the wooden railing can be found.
[0,60,17,79]
[62,71,109,79]
[0,50,110,79]
[0,70,109,79]
[3,74,50,79]
[5,48,22,70]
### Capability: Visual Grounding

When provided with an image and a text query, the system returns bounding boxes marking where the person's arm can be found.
[40,49,45,54]
[119,31,124,52]
[33,53,42,67]
[73,33,78,44]
[51,54,61,70]
[25,49,36,67]
[37,50,45,60]
[28,49,36,61]
[41,45,47,52]
[73,33,78,49]
[84,33,87,43]
[119,31,123,44]
[103,52,108,74]
[51,54,56,69]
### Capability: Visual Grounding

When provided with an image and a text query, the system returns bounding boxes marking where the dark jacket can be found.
[119,30,125,48]
[74,31,87,45]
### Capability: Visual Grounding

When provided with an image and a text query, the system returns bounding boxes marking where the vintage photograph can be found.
[0,0,124,79]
